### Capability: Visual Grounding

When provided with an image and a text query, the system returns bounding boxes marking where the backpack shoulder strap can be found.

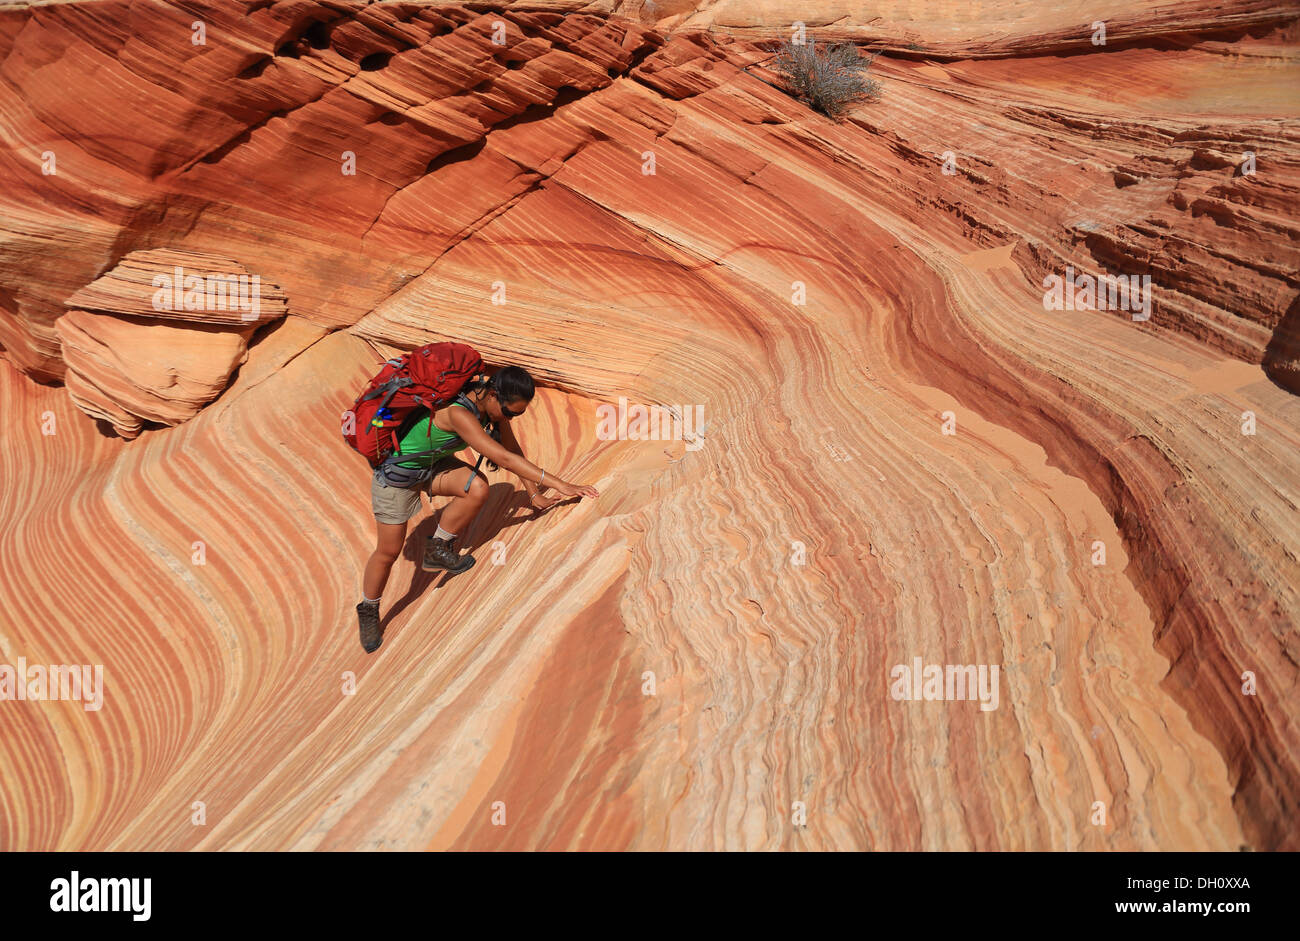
[452,392,498,438]
[453,390,481,422]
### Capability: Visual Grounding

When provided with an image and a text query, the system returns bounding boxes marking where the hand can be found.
[552,479,600,500]
[529,491,561,511]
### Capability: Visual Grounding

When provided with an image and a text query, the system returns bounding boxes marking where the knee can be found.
[464,474,489,503]
[372,545,402,565]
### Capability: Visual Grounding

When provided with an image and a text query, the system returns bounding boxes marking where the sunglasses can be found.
[496,395,525,419]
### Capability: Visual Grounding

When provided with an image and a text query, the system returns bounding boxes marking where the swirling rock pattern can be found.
[0,1,1296,850]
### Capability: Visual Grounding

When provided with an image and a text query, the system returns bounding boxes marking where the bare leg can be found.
[428,460,489,537]
[363,520,408,599]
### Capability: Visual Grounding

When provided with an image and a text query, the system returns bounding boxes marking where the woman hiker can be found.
[356,365,600,653]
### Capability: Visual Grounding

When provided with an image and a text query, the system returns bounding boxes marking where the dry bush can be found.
[770,39,881,120]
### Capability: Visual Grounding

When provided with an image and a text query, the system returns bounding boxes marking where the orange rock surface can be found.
[0,1,1296,850]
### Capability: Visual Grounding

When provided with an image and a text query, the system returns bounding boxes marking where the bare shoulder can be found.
[431,401,469,434]
[445,401,484,435]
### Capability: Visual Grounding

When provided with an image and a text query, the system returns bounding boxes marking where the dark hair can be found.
[490,365,535,405]
[470,366,534,473]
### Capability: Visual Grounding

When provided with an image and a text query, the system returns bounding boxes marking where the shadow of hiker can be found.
[380,480,582,633]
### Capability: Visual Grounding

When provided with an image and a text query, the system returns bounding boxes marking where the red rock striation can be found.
[0,1,1296,850]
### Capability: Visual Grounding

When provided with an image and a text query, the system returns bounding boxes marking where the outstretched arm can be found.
[449,407,599,500]
[496,418,538,497]
[496,417,559,509]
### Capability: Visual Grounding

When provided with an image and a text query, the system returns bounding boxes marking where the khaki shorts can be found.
[370,455,468,525]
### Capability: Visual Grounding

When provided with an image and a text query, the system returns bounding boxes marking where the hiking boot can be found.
[357,599,382,653]
[422,535,476,574]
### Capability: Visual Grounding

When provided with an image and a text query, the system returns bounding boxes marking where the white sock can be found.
[362,594,380,605]
[434,525,456,541]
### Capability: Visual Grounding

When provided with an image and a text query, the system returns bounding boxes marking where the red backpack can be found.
[343,341,483,468]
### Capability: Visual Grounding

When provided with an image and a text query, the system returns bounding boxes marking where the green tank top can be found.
[392,402,486,468]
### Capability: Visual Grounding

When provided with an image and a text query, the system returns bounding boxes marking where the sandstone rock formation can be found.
[652,0,1295,56]
[0,1,1296,851]
[63,249,285,326]
[56,249,287,437]
[58,309,254,438]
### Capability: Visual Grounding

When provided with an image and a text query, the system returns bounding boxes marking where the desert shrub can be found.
[770,39,881,120]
